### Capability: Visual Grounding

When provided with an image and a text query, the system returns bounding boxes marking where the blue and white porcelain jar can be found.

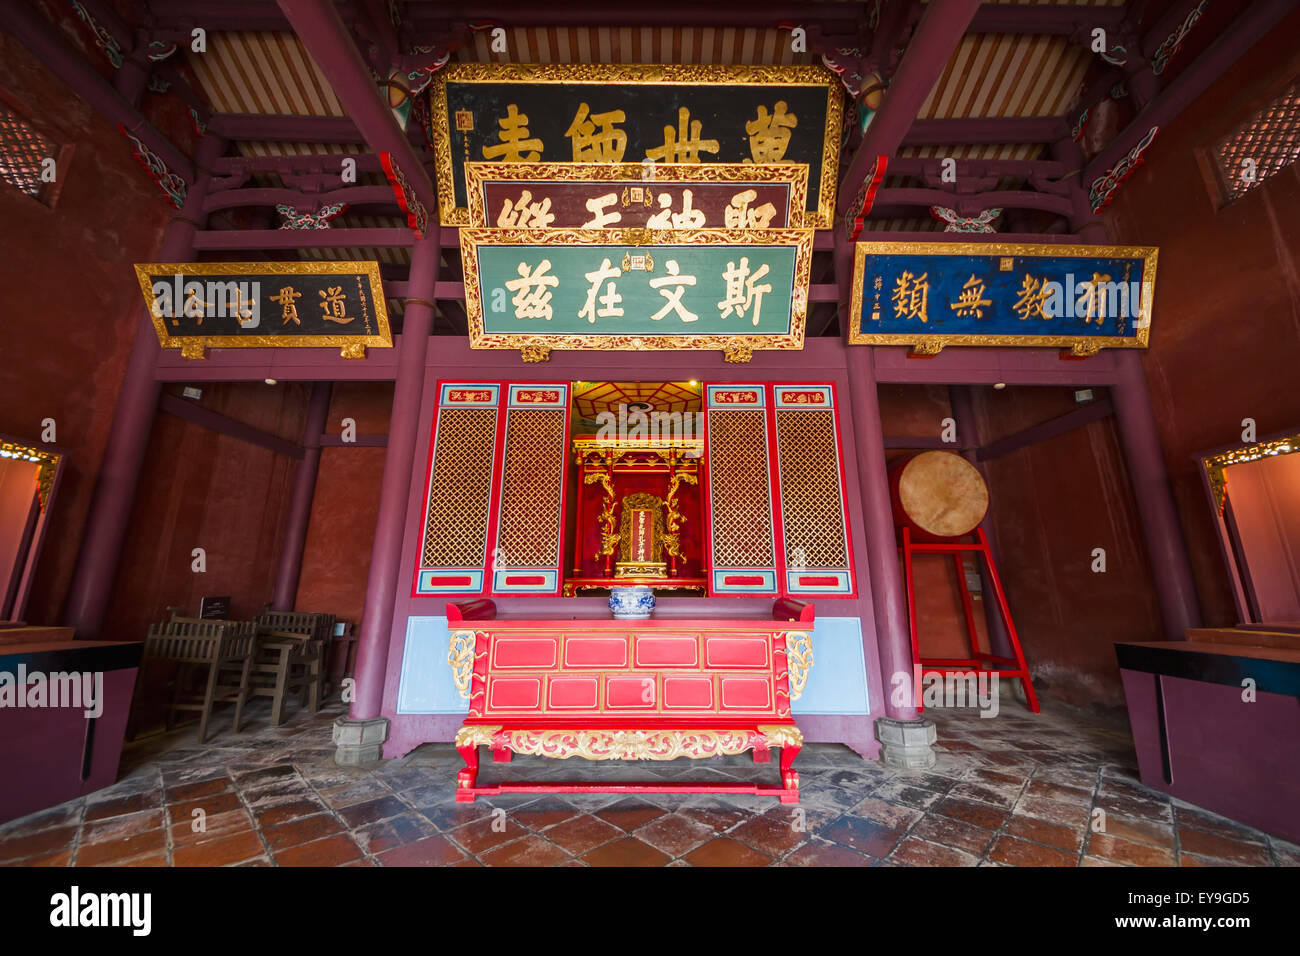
[609,586,655,620]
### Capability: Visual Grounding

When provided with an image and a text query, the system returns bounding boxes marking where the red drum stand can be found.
[901,526,1039,713]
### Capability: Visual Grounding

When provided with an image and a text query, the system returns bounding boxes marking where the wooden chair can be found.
[140,616,256,743]
[247,611,335,726]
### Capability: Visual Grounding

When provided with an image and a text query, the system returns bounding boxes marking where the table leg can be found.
[456,743,480,801]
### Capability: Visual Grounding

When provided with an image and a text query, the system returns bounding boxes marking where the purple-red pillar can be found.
[845,344,919,722]
[349,233,439,721]
[832,0,981,736]
[1112,351,1201,639]
[271,381,333,610]
[1059,148,1202,640]
[64,135,226,638]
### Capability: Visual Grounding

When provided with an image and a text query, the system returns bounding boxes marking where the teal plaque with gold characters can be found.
[847,242,1158,356]
[461,228,813,362]
[431,63,842,229]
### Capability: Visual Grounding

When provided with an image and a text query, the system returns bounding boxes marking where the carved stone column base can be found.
[875,716,937,770]
[332,716,389,765]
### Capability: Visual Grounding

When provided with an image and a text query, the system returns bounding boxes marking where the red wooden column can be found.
[1060,144,1203,641]
[836,0,981,768]
[337,235,438,761]
[271,382,333,610]
[63,135,226,638]
[277,0,443,763]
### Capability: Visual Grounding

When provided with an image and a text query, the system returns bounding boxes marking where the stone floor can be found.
[1,698,1296,867]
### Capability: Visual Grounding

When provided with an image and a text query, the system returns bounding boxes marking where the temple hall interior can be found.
[0,0,1298,893]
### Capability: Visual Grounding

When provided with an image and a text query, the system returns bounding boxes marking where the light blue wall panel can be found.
[395,614,870,716]
[396,616,470,715]
[791,616,871,715]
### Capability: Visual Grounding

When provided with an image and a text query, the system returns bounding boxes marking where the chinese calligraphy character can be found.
[496,189,555,228]
[580,192,621,229]
[181,287,211,324]
[481,104,543,162]
[318,286,354,324]
[744,102,797,163]
[578,258,624,324]
[270,286,302,325]
[717,257,772,327]
[645,107,719,164]
[505,260,559,320]
[565,103,627,162]
[1077,272,1113,325]
[649,259,699,323]
[891,271,929,322]
[1012,274,1051,321]
[950,274,992,319]
[724,189,777,228]
[647,188,706,229]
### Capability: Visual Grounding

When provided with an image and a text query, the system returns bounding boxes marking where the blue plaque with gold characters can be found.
[847,242,1158,356]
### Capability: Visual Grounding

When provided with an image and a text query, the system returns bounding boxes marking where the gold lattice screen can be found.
[415,383,570,596]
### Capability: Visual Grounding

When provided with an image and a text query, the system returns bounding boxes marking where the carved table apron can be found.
[447,603,813,803]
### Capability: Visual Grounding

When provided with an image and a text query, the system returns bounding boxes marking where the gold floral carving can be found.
[0,439,61,513]
[585,471,619,559]
[447,630,478,699]
[573,437,704,464]
[724,343,754,363]
[455,724,501,749]
[432,64,841,228]
[845,241,1158,352]
[785,632,814,701]
[758,725,804,749]
[663,470,698,560]
[1202,432,1300,513]
[520,346,551,362]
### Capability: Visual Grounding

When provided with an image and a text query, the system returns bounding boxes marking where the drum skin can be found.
[889,451,989,541]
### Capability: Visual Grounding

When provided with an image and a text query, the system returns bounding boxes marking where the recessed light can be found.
[993,382,1006,390]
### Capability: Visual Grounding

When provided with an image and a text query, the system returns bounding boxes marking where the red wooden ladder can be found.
[901,526,1040,713]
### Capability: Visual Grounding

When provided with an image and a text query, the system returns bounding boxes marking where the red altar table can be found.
[448,598,812,802]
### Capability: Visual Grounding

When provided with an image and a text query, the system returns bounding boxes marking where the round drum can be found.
[889,451,989,541]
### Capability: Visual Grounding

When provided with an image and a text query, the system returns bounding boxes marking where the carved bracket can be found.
[448,629,477,699]
[785,632,813,700]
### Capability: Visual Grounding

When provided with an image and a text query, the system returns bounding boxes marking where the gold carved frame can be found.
[846,241,1159,354]
[1202,432,1300,515]
[464,161,811,228]
[134,260,393,359]
[615,491,668,576]
[431,63,843,228]
[460,226,813,355]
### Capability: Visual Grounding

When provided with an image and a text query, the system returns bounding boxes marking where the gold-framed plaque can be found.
[431,63,842,228]
[460,227,813,360]
[465,161,811,229]
[847,241,1159,355]
[134,260,392,359]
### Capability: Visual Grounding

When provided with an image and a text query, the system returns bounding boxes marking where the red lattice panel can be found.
[706,409,775,569]
[496,407,567,568]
